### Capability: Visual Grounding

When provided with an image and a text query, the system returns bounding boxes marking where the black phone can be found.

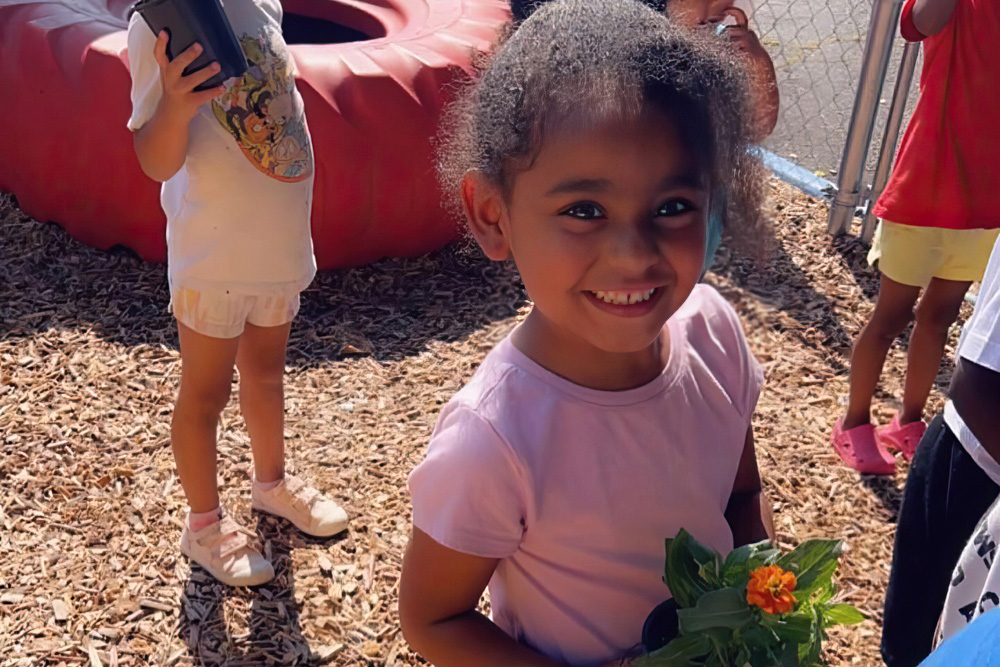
[132,0,249,91]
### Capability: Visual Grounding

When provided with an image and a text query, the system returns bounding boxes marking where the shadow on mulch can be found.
[0,195,526,364]
[711,230,857,372]
[861,474,905,521]
[179,515,346,664]
[831,233,881,303]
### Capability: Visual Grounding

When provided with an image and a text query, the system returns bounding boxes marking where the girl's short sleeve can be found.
[688,286,765,421]
[409,406,529,559]
[126,13,163,132]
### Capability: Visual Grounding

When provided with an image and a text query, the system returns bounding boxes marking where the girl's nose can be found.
[606,223,661,272]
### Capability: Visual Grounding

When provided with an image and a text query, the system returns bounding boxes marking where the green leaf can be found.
[724,540,780,571]
[777,540,843,600]
[824,603,865,626]
[704,652,728,667]
[633,635,712,666]
[677,588,752,633]
[722,541,782,587]
[796,605,824,666]
[664,530,722,608]
[810,580,835,605]
[779,641,800,667]
[761,611,813,644]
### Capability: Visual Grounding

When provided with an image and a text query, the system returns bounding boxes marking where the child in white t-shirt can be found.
[882,236,1000,665]
[127,0,346,587]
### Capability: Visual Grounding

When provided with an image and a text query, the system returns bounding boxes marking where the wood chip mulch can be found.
[0,181,970,666]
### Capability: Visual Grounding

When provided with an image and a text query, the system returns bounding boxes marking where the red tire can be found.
[0,0,508,268]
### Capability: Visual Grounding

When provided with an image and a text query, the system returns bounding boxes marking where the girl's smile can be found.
[584,286,664,317]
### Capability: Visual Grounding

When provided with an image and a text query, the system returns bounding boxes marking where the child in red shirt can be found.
[831,0,1000,475]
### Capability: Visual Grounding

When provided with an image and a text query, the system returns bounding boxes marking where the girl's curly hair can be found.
[436,0,767,254]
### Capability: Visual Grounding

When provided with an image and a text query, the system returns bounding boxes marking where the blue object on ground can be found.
[917,608,1000,666]
[755,147,837,201]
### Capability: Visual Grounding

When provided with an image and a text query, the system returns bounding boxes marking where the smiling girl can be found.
[397,2,772,666]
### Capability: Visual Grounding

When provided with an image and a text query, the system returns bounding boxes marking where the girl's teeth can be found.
[592,289,656,305]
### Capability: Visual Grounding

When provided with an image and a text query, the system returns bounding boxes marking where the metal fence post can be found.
[860,41,920,241]
[827,0,905,236]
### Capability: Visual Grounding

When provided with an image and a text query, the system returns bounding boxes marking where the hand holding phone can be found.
[153,31,226,123]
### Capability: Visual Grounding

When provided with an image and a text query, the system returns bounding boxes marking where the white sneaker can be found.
[251,474,348,538]
[180,516,274,587]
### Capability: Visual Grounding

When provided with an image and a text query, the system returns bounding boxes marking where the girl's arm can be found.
[910,0,958,38]
[133,32,225,182]
[399,527,567,667]
[725,426,775,547]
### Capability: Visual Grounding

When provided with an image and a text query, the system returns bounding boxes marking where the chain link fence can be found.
[750,0,919,189]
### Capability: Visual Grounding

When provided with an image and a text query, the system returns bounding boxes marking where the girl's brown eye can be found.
[563,203,604,220]
[657,199,695,217]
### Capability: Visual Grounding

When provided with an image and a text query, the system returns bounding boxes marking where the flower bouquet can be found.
[634,530,864,666]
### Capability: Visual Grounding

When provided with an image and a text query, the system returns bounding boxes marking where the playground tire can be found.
[0,0,509,267]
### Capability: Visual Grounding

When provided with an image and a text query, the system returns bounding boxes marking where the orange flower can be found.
[747,565,797,615]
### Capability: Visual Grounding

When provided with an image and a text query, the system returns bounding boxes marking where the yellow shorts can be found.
[170,287,301,339]
[868,221,1000,288]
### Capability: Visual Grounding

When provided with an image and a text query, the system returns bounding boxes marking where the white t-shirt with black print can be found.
[937,237,1000,645]
[938,497,1000,646]
[127,0,316,294]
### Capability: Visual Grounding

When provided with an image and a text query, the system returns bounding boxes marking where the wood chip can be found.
[51,599,69,622]
[138,598,173,612]
[318,555,333,574]
[84,639,104,667]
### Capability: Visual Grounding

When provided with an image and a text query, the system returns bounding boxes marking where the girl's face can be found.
[473,108,708,357]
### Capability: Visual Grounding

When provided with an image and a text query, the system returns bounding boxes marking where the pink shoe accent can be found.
[831,418,897,475]
[876,414,927,462]
[188,507,222,532]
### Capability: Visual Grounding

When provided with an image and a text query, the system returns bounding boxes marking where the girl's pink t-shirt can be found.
[409,285,764,667]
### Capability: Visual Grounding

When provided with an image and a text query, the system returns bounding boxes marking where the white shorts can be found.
[170,286,301,339]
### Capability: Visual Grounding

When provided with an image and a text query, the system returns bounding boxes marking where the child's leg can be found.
[236,321,292,484]
[173,322,241,517]
[899,277,973,424]
[239,298,348,538]
[881,414,998,667]
[844,275,922,429]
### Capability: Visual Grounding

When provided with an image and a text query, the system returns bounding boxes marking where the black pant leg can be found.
[882,414,999,667]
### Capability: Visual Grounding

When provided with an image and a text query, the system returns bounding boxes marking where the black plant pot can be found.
[642,598,680,653]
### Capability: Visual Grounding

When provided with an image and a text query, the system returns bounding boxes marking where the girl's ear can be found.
[461,171,512,261]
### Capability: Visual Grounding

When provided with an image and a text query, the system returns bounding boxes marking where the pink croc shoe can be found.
[876,414,927,462]
[831,418,897,475]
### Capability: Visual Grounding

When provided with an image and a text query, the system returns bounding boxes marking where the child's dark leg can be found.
[172,323,241,518]
[899,278,973,425]
[844,275,922,429]
[236,321,292,485]
[882,414,998,667]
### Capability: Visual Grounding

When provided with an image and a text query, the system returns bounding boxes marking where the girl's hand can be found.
[723,25,769,63]
[719,8,779,140]
[717,8,763,56]
[152,31,225,122]
[132,32,225,182]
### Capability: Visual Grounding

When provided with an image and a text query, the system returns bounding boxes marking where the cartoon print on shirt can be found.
[211,29,313,182]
